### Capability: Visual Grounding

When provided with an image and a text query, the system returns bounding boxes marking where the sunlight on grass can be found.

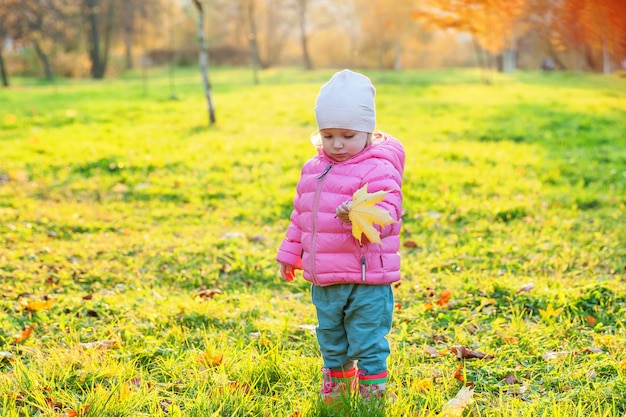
[0,68,625,416]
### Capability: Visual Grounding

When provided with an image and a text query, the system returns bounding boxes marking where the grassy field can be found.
[0,67,625,417]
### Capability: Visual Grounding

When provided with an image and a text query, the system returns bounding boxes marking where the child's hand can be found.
[279,263,296,282]
[336,201,352,223]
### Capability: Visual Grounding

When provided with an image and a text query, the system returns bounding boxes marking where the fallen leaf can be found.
[501,335,520,344]
[432,334,448,343]
[8,169,29,183]
[453,364,465,383]
[197,351,223,367]
[45,397,63,411]
[450,345,494,360]
[403,240,419,248]
[15,324,35,344]
[412,378,432,393]
[111,183,129,193]
[436,290,452,306]
[585,315,597,326]
[424,346,440,357]
[500,374,518,385]
[197,288,222,299]
[438,385,474,417]
[159,399,172,413]
[76,339,120,350]
[465,323,479,334]
[18,297,54,312]
[541,350,570,360]
[538,305,563,320]
[515,282,535,295]
[348,183,396,244]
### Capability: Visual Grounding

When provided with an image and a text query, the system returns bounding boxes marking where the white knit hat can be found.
[314,69,376,132]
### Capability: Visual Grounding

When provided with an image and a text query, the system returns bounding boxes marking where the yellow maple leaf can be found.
[348,184,396,244]
[538,304,563,321]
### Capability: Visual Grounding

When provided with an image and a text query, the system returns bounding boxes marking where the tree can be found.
[295,0,312,69]
[358,0,422,70]
[0,0,80,81]
[192,0,216,125]
[82,0,118,79]
[559,0,626,73]
[0,0,13,86]
[241,0,260,82]
[414,0,526,74]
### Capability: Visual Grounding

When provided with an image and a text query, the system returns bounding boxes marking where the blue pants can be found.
[311,284,394,375]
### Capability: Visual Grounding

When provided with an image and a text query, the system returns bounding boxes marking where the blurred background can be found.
[0,0,625,84]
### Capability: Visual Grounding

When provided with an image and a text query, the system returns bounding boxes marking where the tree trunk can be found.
[193,0,216,125]
[0,48,8,87]
[297,0,312,70]
[33,40,54,80]
[100,0,115,77]
[85,0,102,78]
[85,0,114,79]
[245,0,260,84]
[472,36,491,84]
[122,0,135,70]
[602,39,611,74]
[394,37,402,70]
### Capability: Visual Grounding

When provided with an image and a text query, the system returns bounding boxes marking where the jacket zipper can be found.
[310,164,333,285]
[361,255,366,282]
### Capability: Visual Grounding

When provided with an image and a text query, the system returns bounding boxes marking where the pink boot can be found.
[320,367,357,403]
[357,370,388,400]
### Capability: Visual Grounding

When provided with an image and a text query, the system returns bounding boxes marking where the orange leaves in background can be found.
[348,184,396,245]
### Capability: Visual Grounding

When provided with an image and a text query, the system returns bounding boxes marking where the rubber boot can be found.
[320,367,357,403]
[357,370,388,401]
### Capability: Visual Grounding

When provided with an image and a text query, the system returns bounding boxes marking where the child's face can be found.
[320,129,370,162]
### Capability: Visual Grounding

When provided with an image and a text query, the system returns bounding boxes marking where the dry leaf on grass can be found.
[76,339,120,350]
[450,345,494,360]
[542,350,571,360]
[197,351,223,367]
[436,290,452,306]
[348,183,396,244]
[515,282,535,295]
[438,385,474,417]
[424,345,441,357]
[15,324,35,344]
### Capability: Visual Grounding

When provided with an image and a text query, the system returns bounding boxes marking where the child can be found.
[276,70,404,402]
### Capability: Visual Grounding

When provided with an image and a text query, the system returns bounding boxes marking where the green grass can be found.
[0,67,625,417]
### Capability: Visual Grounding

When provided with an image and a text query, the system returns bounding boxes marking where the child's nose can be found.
[333,139,343,148]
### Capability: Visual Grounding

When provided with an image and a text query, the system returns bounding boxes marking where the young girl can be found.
[276,70,404,402]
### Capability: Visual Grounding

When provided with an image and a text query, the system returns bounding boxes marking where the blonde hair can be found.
[310,131,380,149]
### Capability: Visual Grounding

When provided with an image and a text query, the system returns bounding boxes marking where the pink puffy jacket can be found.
[277,133,404,286]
